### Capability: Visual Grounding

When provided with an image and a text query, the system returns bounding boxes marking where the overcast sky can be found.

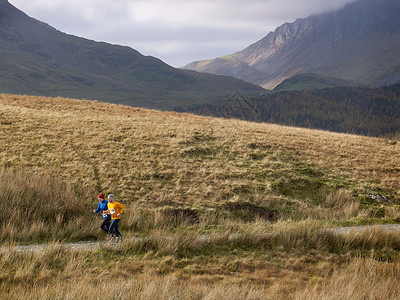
[9,0,355,67]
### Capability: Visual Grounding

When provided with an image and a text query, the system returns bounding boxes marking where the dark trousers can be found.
[109,219,121,237]
[100,218,111,234]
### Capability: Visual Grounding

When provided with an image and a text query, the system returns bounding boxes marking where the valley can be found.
[1,0,400,298]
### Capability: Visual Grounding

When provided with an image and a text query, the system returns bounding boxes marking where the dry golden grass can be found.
[0,94,398,209]
[0,93,399,238]
[0,168,98,242]
[1,94,400,299]
[0,239,399,300]
[295,257,400,300]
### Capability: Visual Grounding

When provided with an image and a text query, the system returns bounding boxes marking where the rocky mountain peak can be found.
[184,0,400,89]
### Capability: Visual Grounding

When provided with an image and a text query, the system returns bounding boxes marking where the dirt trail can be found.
[331,224,400,234]
[1,224,400,253]
[0,241,103,253]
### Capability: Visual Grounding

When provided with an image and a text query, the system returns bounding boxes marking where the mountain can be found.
[0,0,265,109]
[183,0,400,90]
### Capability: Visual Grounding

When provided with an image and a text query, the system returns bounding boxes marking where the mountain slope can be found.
[184,0,400,89]
[273,73,362,92]
[184,85,400,137]
[0,0,265,109]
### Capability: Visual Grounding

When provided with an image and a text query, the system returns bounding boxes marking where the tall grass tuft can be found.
[295,257,400,300]
[0,168,97,243]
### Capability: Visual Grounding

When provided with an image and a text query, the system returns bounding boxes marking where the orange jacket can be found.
[105,201,125,220]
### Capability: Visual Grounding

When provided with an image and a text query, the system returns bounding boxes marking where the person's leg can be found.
[114,219,121,237]
[109,219,121,237]
[100,218,111,234]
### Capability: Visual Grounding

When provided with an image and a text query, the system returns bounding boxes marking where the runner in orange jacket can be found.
[104,194,125,241]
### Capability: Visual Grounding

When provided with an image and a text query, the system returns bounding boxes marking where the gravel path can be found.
[0,241,104,253]
[332,224,400,234]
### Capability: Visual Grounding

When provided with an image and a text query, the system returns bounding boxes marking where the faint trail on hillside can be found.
[2,224,400,254]
[70,144,102,192]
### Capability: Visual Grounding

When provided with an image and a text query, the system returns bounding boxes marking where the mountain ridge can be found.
[184,0,400,89]
[0,1,265,109]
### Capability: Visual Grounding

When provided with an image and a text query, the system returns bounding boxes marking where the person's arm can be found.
[94,203,101,213]
[117,202,125,216]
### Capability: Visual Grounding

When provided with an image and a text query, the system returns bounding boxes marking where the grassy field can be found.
[0,94,399,299]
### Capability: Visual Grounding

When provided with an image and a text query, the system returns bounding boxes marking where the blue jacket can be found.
[95,200,111,219]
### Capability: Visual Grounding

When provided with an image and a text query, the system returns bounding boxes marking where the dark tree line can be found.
[184,85,400,137]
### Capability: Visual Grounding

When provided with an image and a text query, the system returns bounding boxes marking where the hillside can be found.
[184,85,400,137]
[0,0,265,109]
[1,94,398,206]
[184,0,400,89]
[1,94,400,299]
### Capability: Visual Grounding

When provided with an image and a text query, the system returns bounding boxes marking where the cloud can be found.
[9,0,355,67]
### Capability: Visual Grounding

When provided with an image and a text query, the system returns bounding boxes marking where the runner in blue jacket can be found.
[93,193,112,234]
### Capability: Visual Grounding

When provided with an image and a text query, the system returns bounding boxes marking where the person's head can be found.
[107,194,115,203]
[98,193,105,202]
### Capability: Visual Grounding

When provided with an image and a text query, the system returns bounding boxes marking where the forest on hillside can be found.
[183,85,400,137]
